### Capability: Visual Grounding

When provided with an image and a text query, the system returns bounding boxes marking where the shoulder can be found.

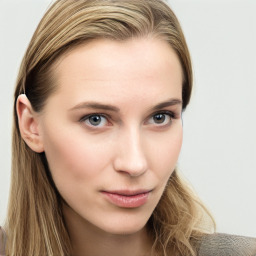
[0,227,6,256]
[197,232,256,256]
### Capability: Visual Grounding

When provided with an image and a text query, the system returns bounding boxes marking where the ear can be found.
[16,94,44,153]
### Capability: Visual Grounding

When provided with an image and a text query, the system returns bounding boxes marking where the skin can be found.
[17,37,183,256]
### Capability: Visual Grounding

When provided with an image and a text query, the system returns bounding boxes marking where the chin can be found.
[102,224,147,236]
[96,213,151,236]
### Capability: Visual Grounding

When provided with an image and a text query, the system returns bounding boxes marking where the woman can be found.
[0,0,255,255]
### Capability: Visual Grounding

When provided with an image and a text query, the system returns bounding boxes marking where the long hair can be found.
[5,0,215,255]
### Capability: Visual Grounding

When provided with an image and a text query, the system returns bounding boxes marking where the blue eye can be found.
[83,115,108,127]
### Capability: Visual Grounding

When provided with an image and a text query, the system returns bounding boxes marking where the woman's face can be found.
[38,37,183,235]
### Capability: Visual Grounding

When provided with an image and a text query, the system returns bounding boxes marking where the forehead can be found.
[55,37,181,78]
[48,37,183,109]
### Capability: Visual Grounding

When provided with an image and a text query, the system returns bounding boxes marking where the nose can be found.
[113,127,148,177]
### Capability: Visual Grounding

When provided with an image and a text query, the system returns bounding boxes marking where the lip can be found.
[101,190,151,208]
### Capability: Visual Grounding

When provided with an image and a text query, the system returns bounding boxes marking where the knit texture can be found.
[198,233,256,256]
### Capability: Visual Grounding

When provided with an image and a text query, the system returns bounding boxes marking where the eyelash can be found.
[146,111,175,127]
[79,111,176,129]
[79,113,110,128]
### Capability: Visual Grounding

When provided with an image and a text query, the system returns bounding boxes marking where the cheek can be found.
[148,125,183,179]
[43,129,112,183]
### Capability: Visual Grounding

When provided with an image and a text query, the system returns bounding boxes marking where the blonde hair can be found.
[5,0,215,255]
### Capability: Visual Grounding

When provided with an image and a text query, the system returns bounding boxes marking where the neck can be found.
[63,204,153,256]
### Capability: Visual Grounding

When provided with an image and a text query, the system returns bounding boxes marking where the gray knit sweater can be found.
[195,232,256,256]
[0,227,256,255]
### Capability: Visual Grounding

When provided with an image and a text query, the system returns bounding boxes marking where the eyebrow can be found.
[152,98,182,110]
[69,98,182,112]
[69,102,120,112]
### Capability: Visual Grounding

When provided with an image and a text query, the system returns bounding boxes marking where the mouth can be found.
[101,190,152,208]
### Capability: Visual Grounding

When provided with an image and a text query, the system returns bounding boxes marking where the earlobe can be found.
[16,94,44,153]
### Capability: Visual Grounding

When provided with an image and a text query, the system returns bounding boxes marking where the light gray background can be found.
[0,0,255,236]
